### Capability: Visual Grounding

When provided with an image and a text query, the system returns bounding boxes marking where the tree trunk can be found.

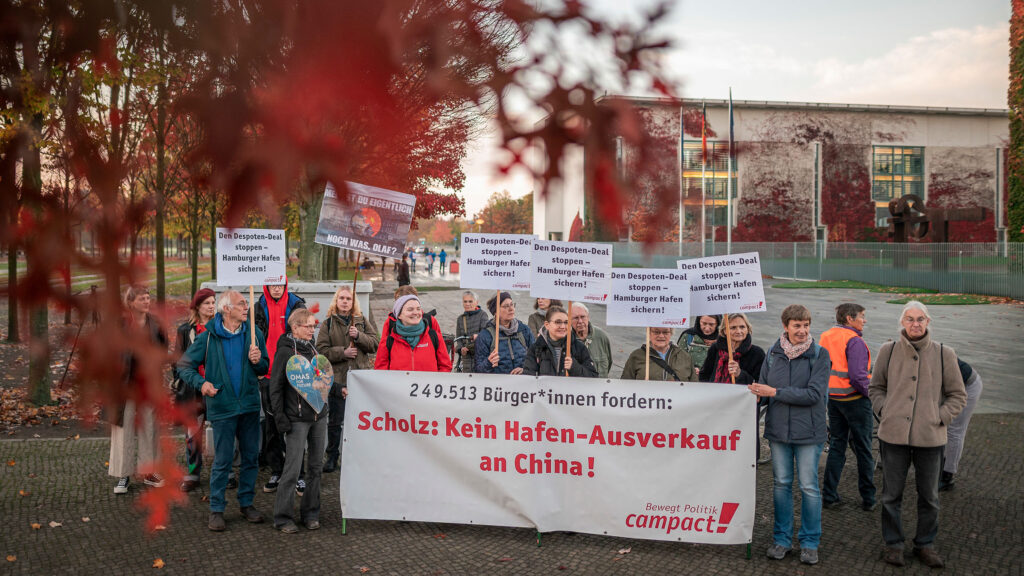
[24,113,50,406]
[297,189,324,281]
[210,206,217,281]
[63,172,72,325]
[154,80,167,302]
[7,246,18,342]
[190,234,199,295]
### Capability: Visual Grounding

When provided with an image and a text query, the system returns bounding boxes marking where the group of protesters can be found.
[109,279,980,569]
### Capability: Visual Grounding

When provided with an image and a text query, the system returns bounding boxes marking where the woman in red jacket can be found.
[374,294,451,372]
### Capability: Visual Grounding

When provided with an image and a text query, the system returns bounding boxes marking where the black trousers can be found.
[325,392,345,464]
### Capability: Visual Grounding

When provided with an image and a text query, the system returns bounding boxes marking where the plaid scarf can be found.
[713,348,739,383]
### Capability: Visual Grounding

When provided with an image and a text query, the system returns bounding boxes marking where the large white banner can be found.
[342,371,755,544]
[459,233,535,291]
[530,240,612,304]
[215,228,287,286]
[676,252,766,316]
[607,268,692,329]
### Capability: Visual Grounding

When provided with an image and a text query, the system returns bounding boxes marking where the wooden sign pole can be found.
[565,300,572,376]
[724,314,735,384]
[645,327,651,381]
[352,252,362,318]
[494,290,501,354]
[248,285,256,343]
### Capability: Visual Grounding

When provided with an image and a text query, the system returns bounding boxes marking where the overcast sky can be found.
[455,0,1011,216]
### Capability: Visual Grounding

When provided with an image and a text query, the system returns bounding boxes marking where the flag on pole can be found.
[701,101,708,168]
[728,89,734,161]
[569,211,583,241]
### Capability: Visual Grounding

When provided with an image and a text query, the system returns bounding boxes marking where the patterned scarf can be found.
[713,348,739,384]
[498,318,522,337]
[779,331,812,359]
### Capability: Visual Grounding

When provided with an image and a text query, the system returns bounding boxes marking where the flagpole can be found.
[678,103,684,257]
[727,88,734,255]
[700,100,707,257]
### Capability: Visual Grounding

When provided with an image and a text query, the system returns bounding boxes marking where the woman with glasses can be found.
[522,306,598,377]
[620,327,694,381]
[473,292,534,375]
[268,308,330,533]
[869,301,966,569]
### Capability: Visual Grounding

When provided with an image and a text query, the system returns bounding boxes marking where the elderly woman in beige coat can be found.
[869,301,966,569]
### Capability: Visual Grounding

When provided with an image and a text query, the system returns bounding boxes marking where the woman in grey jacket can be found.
[750,304,831,566]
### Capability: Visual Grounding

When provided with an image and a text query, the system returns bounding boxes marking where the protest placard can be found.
[676,252,766,316]
[530,240,612,304]
[215,228,287,286]
[315,181,416,258]
[459,233,535,291]
[341,371,755,544]
[607,269,691,329]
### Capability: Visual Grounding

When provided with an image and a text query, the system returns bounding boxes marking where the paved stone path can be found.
[2,413,1020,574]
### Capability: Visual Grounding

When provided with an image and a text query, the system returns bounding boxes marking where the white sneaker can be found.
[114,476,130,494]
[295,479,306,496]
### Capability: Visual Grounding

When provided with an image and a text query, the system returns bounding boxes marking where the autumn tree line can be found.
[0,0,675,461]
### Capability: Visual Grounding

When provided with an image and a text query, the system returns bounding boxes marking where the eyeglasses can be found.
[499,303,516,310]
[901,316,928,324]
[300,323,317,329]
[650,330,672,336]
[550,320,569,326]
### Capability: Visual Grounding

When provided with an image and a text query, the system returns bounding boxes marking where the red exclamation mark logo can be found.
[717,502,739,533]
[587,457,595,478]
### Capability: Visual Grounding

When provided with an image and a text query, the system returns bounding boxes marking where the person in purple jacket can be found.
[819,303,876,512]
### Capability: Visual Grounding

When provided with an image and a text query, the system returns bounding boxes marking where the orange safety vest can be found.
[819,326,871,398]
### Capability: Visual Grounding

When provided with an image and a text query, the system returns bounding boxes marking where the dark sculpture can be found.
[887,194,987,270]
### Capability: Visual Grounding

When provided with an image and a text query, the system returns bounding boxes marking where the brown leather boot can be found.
[913,547,945,569]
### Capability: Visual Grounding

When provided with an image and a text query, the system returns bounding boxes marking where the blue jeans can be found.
[209,411,260,513]
[770,441,824,550]
[822,396,876,506]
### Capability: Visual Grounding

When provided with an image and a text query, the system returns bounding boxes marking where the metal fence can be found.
[611,242,1024,300]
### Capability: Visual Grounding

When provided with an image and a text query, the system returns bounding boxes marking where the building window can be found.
[682,141,737,238]
[872,145,923,227]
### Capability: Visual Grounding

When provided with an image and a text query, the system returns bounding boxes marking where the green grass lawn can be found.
[772,280,938,294]
[885,294,995,305]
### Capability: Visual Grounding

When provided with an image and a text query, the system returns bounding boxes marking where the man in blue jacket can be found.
[179,290,270,532]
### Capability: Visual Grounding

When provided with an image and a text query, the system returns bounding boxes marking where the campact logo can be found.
[624,502,739,535]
